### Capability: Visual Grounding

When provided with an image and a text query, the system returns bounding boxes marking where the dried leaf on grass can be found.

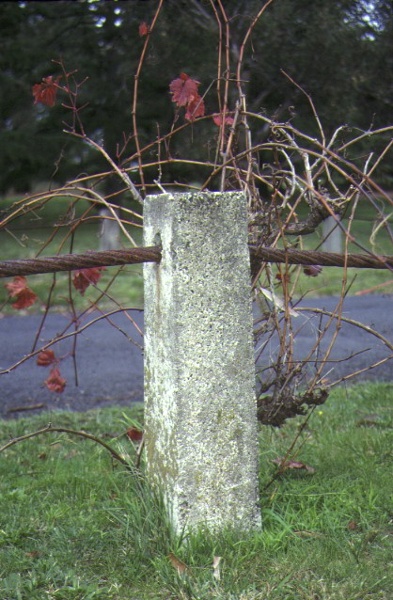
[25,550,40,559]
[272,457,315,474]
[168,552,223,580]
[126,426,144,443]
[212,555,222,581]
[168,552,188,575]
[356,413,384,427]
[293,530,323,538]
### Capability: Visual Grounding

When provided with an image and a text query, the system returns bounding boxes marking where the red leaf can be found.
[5,276,37,309]
[303,265,322,277]
[139,21,150,37]
[73,267,105,295]
[45,367,66,393]
[169,73,205,121]
[169,73,201,108]
[25,550,40,559]
[5,276,28,296]
[37,349,56,367]
[12,288,37,310]
[212,113,235,127]
[126,427,144,443]
[32,75,60,107]
[275,272,291,285]
[184,94,205,121]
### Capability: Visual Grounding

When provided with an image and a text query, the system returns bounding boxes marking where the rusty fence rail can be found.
[0,247,162,278]
[1,245,393,279]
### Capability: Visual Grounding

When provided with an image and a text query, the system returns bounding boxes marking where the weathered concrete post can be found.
[98,208,121,250]
[322,216,343,253]
[143,191,261,534]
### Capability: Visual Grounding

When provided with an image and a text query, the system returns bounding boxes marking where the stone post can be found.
[143,191,261,534]
[322,215,343,253]
[98,208,121,250]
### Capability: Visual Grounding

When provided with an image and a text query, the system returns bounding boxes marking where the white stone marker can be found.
[322,215,343,253]
[143,191,261,534]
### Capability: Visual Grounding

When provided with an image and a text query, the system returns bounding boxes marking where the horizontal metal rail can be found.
[0,247,162,278]
[249,246,393,270]
[1,245,393,279]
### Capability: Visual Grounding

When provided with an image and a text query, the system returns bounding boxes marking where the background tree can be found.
[1,0,393,195]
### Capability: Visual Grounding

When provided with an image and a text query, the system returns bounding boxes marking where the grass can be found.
[0,382,392,599]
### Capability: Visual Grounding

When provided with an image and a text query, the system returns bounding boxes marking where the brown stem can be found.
[0,424,137,473]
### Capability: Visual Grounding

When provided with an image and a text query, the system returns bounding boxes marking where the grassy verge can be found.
[0,382,392,599]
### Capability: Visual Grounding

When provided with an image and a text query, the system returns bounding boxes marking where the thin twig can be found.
[0,424,136,473]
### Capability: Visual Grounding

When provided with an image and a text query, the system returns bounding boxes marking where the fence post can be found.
[143,191,261,534]
[322,216,343,253]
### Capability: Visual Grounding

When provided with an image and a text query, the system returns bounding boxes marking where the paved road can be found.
[1,295,392,419]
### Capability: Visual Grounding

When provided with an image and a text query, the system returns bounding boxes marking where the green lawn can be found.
[0,382,392,599]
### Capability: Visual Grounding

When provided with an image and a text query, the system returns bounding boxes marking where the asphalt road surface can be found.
[1,295,392,419]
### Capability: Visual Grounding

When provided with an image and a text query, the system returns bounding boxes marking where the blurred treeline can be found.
[1,0,392,195]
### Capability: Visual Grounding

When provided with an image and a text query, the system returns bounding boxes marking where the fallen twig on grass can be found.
[7,403,45,413]
[0,423,138,473]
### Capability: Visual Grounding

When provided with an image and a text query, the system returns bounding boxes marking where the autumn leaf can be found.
[126,427,144,443]
[213,556,222,581]
[139,21,150,37]
[169,73,205,121]
[303,265,322,277]
[212,113,235,127]
[37,349,57,367]
[5,276,37,309]
[25,551,40,559]
[275,271,291,285]
[272,457,315,474]
[5,276,28,296]
[168,552,188,575]
[73,267,105,295]
[170,73,201,107]
[293,530,323,538]
[45,367,66,393]
[11,289,37,310]
[32,75,61,107]
[184,95,205,122]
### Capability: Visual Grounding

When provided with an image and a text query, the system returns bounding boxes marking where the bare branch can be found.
[0,424,139,473]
